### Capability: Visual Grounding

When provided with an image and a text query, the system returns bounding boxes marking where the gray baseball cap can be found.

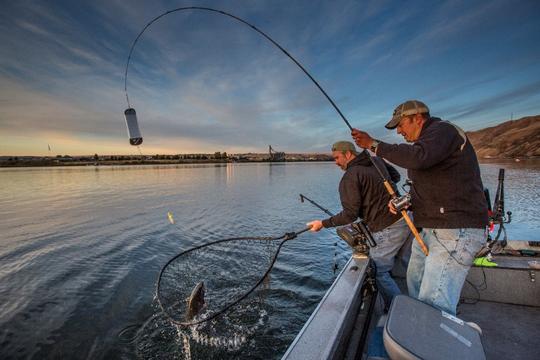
[385,100,430,129]
[331,141,359,155]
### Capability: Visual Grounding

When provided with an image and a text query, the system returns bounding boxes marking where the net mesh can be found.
[157,236,284,326]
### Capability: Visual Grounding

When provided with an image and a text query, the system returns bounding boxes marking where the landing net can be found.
[157,229,308,327]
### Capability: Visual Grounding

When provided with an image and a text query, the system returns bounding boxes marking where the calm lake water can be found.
[1,161,539,359]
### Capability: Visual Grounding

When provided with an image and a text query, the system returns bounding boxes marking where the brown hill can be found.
[466,115,540,158]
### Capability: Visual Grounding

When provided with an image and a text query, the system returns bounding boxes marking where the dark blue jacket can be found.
[377,117,488,229]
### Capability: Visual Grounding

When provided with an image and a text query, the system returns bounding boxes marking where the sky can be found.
[1,0,539,156]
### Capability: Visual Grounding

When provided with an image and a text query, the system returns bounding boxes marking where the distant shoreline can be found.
[0,160,333,168]
[0,154,334,168]
[1,155,538,168]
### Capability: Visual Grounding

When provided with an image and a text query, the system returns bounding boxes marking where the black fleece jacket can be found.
[322,151,402,233]
[376,117,488,229]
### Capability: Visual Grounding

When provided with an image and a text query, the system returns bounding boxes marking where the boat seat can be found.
[383,295,485,360]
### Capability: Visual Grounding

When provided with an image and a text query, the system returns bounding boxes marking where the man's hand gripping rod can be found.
[321,107,428,255]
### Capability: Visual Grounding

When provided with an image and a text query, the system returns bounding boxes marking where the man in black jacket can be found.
[351,100,488,315]
[307,141,411,308]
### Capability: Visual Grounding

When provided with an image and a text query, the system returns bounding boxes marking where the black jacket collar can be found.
[346,150,371,170]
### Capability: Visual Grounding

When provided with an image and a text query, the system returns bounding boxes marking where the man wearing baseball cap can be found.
[351,100,488,315]
[307,141,411,309]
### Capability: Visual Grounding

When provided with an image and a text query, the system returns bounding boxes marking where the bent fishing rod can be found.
[123,6,428,256]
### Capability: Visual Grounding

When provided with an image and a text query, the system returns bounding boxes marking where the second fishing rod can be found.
[299,193,377,255]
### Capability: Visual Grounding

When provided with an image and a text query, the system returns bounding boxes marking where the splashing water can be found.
[134,299,268,358]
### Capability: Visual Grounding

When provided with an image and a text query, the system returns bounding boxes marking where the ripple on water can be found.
[0,162,538,358]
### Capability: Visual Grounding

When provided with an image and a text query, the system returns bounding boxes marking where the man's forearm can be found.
[322,210,357,228]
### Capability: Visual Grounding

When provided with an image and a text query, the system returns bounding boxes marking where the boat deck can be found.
[458,301,540,360]
[391,254,540,360]
[283,252,540,360]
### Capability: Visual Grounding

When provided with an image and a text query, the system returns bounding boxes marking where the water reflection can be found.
[0,161,538,359]
[227,162,234,185]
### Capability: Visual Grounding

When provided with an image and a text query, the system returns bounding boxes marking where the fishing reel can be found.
[391,179,413,213]
[391,193,411,212]
[336,221,377,258]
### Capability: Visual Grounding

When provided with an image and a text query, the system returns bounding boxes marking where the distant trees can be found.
[212,152,228,160]
[129,152,231,161]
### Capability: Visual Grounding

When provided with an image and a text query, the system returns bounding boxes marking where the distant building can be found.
[268,145,285,161]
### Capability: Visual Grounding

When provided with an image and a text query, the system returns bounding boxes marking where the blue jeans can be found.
[407,228,486,315]
[371,218,412,308]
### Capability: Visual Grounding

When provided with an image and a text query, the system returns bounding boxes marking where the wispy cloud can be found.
[395,0,504,64]
[446,80,540,120]
[1,0,539,155]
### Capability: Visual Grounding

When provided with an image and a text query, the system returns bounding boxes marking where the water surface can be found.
[0,161,538,359]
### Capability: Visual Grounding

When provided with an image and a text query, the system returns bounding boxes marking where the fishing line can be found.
[122,6,428,256]
[122,6,429,331]
[123,6,350,127]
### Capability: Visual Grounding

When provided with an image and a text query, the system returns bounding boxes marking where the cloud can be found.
[396,0,504,64]
[1,0,540,155]
[0,75,123,134]
[446,80,540,121]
